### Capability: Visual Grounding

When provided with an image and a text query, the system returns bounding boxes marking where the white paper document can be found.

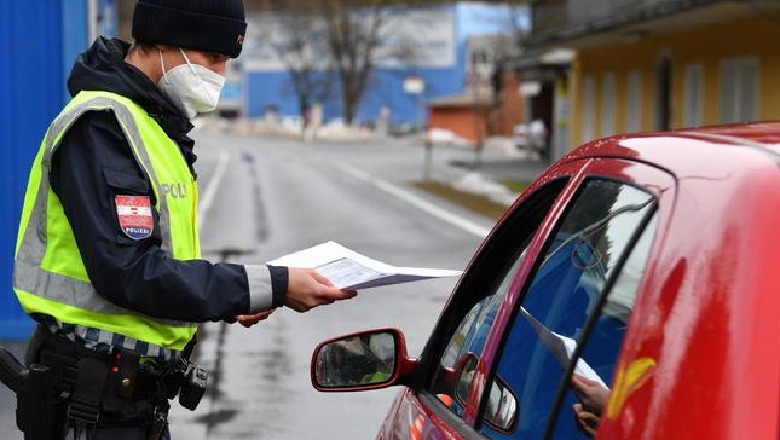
[267,241,462,290]
[519,307,607,388]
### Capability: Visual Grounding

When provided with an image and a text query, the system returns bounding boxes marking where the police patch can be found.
[115,195,153,240]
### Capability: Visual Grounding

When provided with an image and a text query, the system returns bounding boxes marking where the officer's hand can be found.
[236,309,276,328]
[285,267,358,313]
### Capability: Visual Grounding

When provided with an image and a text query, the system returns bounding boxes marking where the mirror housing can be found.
[482,376,519,432]
[311,328,417,392]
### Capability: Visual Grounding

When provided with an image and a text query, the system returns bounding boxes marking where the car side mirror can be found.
[311,328,417,392]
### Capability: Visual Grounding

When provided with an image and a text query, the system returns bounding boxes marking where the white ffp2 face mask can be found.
[158,49,225,119]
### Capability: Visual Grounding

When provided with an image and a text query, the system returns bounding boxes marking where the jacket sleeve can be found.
[49,110,287,323]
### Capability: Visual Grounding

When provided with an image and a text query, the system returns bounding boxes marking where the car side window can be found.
[550,213,658,439]
[427,178,569,420]
[478,179,656,440]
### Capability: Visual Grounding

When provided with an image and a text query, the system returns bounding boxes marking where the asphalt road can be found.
[0,129,504,439]
[169,130,493,439]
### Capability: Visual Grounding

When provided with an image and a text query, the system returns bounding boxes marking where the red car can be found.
[310,122,780,439]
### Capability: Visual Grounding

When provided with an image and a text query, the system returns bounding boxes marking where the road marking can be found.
[335,162,491,238]
[197,149,231,234]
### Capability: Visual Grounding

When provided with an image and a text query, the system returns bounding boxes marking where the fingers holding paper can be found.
[571,374,610,412]
[570,374,610,437]
[285,267,358,313]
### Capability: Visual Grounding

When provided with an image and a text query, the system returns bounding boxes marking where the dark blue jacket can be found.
[48,37,286,323]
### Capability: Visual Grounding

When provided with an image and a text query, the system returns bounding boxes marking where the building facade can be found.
[234,2,527,128]
[525,0,780,149]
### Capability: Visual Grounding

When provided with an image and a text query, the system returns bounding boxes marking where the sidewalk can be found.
[427,136,551,208]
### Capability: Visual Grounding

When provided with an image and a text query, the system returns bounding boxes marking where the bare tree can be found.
[318,1,525,124]
[321,0,387,125]
[259,10,334,127]
[258,0,393,125]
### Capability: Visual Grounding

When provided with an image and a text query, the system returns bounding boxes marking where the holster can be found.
[0,345,51,439]
[0,346,28,394]
[14,328,143,437]
[16,364,54,440]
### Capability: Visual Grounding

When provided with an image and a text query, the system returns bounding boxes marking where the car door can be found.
[377,159,590,440]
[471,158,675,440]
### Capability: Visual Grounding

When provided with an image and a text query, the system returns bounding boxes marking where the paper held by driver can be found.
[519,307,608,388]
[267,241,462,291]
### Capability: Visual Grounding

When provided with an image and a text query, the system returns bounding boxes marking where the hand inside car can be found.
[572,403,600,437]
[285,267,358,312]
[571,374,610,436]
[571,374,610,414]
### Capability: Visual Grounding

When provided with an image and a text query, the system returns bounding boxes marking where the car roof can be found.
[559,121,780,180]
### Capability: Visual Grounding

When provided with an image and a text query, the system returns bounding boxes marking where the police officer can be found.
[12,0,356,438]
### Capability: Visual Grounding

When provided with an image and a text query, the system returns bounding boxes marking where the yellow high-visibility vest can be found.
[14,91,200,356]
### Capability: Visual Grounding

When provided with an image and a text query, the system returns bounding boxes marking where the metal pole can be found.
[423,134,433,181]
[472,84,483,170]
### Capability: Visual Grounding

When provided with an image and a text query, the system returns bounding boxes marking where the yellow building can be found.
[526,0,780,147]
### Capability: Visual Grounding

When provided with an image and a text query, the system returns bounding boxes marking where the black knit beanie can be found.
[132,0,247,58]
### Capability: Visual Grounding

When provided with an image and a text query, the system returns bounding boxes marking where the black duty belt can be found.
[2,328,203,439]
[36,327,206,413]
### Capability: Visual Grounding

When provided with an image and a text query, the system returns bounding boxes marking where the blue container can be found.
[0,1,93,339]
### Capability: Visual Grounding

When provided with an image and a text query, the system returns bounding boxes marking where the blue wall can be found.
[0,1,91,339]
[246,66,463,125]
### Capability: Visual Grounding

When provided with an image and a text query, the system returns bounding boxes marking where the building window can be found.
[601,72,616,136]
[471,49,490,66]
[683,63,704,127]
[720,57,759,123]
[655,56,672,131]
[626,71,642,133]
[582,76,595,142]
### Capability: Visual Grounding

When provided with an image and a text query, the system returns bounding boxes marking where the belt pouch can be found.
[102,349,140,413]
[67,358,107,425]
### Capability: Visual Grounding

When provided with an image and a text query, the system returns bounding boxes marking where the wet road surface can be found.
[169,130,491,439]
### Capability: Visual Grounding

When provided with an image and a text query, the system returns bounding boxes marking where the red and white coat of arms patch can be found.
[115,195,154,240]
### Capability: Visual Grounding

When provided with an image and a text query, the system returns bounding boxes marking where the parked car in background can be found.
[513,119,548,159]
[310,122,780,439]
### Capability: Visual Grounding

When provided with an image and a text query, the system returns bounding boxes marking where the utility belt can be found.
[0,327,207,440]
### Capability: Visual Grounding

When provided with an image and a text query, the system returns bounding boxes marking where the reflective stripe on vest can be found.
[14,92,199,352]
